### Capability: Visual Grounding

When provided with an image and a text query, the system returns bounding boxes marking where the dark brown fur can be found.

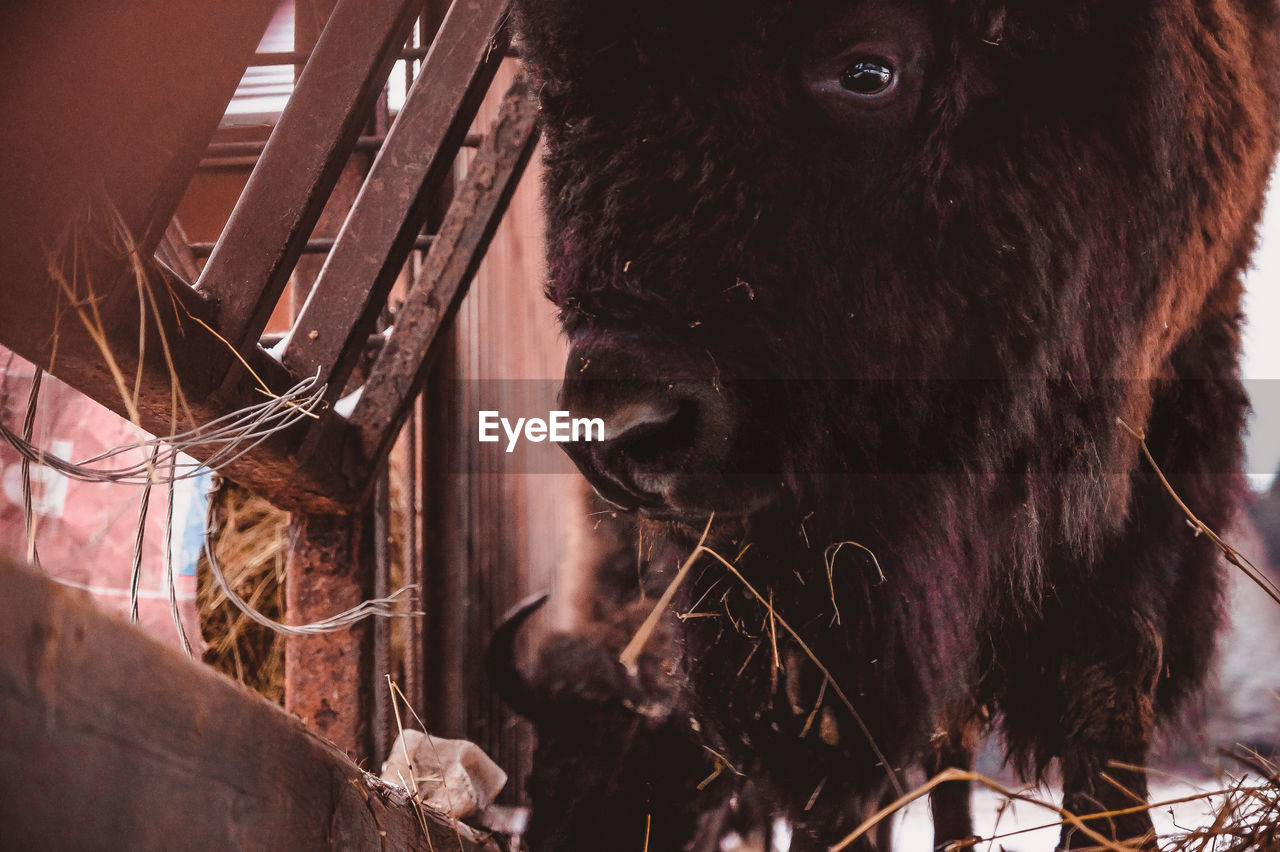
[514,0,1280,848]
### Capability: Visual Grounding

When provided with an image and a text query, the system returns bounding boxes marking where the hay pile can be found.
[197,480,287,704]
[1164,751,1280,851]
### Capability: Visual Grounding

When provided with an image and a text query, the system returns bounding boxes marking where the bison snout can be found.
[558,342,738,519]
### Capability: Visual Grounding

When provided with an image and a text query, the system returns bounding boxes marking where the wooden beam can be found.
[347,76,541,478]
[0,252,359,512]
[195,0,421,357]
[281,0,511,398]
[0,0,365,513]
[0,553,500,852]
[0,0,277,287]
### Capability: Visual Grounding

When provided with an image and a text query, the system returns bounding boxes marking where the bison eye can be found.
[839,59,895,96]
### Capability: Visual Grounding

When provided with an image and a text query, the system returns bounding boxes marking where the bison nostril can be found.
[602,400,700,485]
[561,386,731,513]
[557,336,746,516]
[600,400,682,443]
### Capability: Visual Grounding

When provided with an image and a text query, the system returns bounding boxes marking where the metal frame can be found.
[0,0,537,517]
[0,0,542,766]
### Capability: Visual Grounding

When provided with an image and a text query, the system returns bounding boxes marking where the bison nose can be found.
[567,388,721,512]
[559,351,735,514]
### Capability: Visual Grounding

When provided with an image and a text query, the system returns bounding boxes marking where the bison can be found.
[488,502,772,851]
[512,0,1280,848]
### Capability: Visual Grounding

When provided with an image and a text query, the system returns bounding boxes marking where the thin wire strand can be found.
[164,453,193,658]
[129,444,160,624]
[202,531,421,636]
[0,373,327,485]
[21,368,43,569]
[6,366,420,639]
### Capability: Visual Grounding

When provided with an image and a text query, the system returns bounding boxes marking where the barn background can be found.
[0,1,1277,849]
[1244,173,1280,490]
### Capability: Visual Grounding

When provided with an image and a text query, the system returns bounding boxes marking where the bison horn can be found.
[486,590,551,721]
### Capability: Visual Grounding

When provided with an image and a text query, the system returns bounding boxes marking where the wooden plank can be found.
[347,74,540,478]
[281,0,511,398]
[0,0,277,295]
[0,0,367,513]
[0,553,500,852]
[195,0,420,356]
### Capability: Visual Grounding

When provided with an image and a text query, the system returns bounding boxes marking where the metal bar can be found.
[155,218,201,283]
[195,0,420,357]
[348,75,540,479]
[372,471,393,760]
[287,0,371,354]
[202,132,482,161]
[404,397,424,716]
[252,45,432,66]
[281,0,511,397]
[251,44,519,65]
[189,235,434,258]
[284,511,376,765]
[206,135,388,158]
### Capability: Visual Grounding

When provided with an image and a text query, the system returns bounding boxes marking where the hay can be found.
[197,480,287,703]
[1164,751,1280,852]
[828,758,1280,851]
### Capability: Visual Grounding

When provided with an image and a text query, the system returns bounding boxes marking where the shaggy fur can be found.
[515,0,1280,848]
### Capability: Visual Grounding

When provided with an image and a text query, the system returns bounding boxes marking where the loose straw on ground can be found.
[830,768,1138,852]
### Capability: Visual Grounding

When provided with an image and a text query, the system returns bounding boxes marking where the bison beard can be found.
[511,0,1280,849]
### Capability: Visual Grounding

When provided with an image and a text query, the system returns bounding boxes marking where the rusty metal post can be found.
[280,0,376,768]
[284,511,376,764]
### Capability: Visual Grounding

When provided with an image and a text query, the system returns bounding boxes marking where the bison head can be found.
[519,0,1279,549]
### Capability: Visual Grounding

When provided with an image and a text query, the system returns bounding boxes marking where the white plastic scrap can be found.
[380,730,508,821]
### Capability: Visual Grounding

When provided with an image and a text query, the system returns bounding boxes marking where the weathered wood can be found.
[0,249,358,512]
[195,0,421,357]
[0,553,499,852]
[0,0,276,294]
[282,0,512,398]
[0,0,366,514]
[348,75,541,476]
